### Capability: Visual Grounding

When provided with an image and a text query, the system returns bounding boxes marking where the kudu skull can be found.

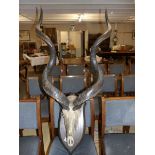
[35,8,111,153]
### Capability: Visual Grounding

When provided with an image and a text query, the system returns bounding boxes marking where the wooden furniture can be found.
[68,44,76,57]
[121,74,135,96]
[19,97,45,155]
[88,33,110,52]
[21,42,37,54]
[19,60,29,81]
[100,97,135,155]
[67,64,86,75]
[27,76,50,122]
[48,97,97,155]
[60,75,87,95]
[129,62,135,74]
[89,63,107,74]
[49,65,65,89]
[100,74,118,97]
[108,63,126,76]
[62,57,85,65]
[93,74,118,120]
[23,53,50,67]
[98,51,135,57]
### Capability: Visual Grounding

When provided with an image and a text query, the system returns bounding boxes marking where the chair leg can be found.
[98,135,105,155]
[36,129,39,136]
[48,122,53,140]
[39,141,45,155]
[41,142,45,155]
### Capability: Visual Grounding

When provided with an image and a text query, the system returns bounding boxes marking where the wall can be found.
[20,22,135,50]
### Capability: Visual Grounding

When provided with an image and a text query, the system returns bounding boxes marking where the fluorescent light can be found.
[19,15,31,22]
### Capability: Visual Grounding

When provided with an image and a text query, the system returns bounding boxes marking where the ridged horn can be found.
[35,8,69,110]
[73,9,112,110]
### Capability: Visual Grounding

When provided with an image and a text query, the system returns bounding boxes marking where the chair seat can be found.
[49,134,97,155]
[41,98,49,118]
[19,136,40,155]
[103,133,135,155]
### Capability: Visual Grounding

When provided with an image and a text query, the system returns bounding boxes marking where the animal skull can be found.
[59,95,85,151]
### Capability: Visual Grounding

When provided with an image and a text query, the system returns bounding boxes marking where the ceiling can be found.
[19,0,135,24]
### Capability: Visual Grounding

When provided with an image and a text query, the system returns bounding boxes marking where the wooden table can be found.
[97,51,135,64]
[101,51,135,57]
[23,53,50,66]
[62,57,85,65]
[61,57,113,66]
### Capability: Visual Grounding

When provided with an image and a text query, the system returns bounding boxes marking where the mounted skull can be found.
[35,8,111,153]
[61,95,81,147]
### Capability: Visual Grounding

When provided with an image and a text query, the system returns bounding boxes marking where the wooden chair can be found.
[121,74,135,96]
[48,65,64,78]
[89,63,107,75]
[108,63,126,96]
[60,75,87,95]
[27,76,49,122]
[19,60,29,81]
[128,58,135,74]
[48,65,65,89]
[108,63,126,76]
[130,63,135,74]
[93,74,118,120]
[67,64,86,76]
[19,97,45,155]
[121,74,135,132]
[47,97,97,155]
[100,97,135,155]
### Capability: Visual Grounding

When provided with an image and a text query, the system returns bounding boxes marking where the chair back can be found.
[131,63,135,74]
[108,63,125,76]
[48,65,63,78]
[60,75,87,94]
[48,65,64,89]
[90,63,107,74]
[100,74,117,96]
[102,97,135,128]
[27,76,43,97]
[100,63,108,74]
[19,97,44,155]
[121,74,135,96]
[67,64,85,75]
[19,97,42,136]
